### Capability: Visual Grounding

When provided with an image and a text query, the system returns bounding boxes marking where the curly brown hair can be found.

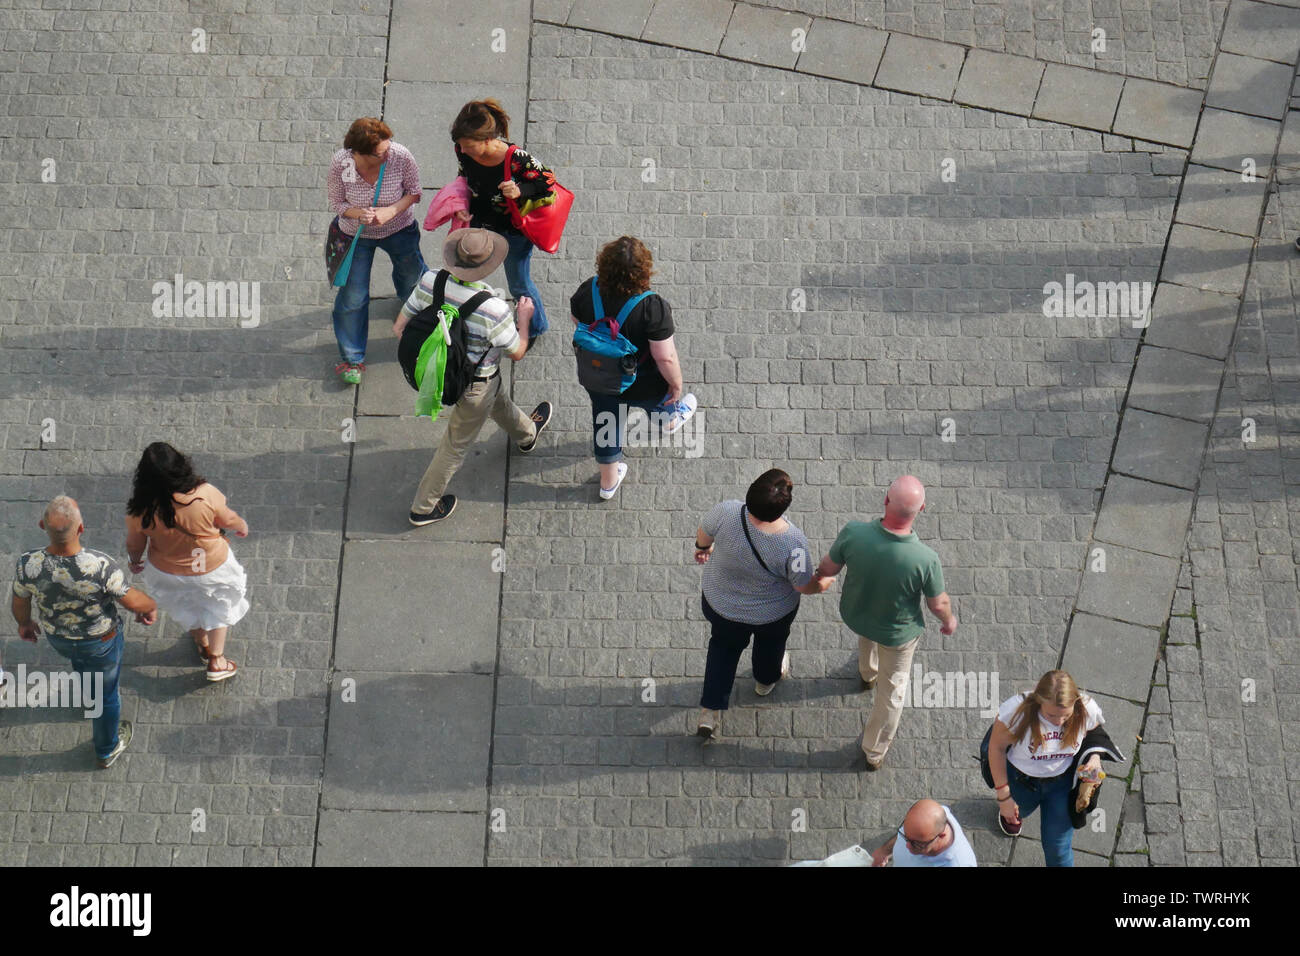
[450,99,510,142]
[343,117,393,156]
[596,236,654,300]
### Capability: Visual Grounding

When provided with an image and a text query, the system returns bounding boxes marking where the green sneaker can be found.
[335,361,363,385]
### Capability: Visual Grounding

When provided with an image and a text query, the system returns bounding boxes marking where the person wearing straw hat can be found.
[395,228,553,526]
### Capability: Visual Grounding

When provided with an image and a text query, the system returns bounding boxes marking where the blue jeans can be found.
[587,390,674,464]
[46,628,123,761]
[503,230,548,337]
[1007,761,1075,867]
[332,221,426,364]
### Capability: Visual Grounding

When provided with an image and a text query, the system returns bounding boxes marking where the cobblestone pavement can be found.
[1143,184,1300,868]
[0,0,1296,867]
[670,0,1227,89]
[0,0,382,865]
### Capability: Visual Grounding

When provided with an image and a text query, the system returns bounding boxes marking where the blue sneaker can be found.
[657,393,697,435]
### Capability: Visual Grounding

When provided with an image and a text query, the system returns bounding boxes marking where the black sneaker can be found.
[517,401,553,453]
[97,720,132,769]
[409,495,456,526]
[1294,236,1300,253]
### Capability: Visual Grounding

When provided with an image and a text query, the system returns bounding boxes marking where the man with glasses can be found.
[870,799,977,867]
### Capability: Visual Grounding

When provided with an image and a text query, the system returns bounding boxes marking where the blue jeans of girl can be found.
[1007,761,1075,866]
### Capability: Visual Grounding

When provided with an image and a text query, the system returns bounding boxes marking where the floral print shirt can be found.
[455,143,555,234]
[12,548,130,641]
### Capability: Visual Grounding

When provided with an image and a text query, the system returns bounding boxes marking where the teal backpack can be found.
[571,278,653,395]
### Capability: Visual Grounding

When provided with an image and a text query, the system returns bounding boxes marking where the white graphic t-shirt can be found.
[998,693,1103,778]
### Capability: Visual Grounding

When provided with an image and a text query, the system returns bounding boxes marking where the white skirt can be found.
[142,552,250,631]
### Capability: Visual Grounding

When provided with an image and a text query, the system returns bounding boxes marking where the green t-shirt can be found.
[828,519,945,646]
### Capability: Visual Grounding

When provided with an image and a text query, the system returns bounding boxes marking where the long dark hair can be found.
[127,442,206,530]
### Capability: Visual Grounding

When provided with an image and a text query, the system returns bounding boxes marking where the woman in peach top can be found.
[125,442,250,682]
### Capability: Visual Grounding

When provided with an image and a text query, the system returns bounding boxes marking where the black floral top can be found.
[455,142,555,234]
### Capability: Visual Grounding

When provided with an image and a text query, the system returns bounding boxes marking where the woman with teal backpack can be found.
[571,237,697,500]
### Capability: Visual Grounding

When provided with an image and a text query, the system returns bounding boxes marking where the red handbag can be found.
[502,144,573,255]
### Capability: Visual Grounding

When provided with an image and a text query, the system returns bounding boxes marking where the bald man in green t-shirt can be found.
[812,476,957,771]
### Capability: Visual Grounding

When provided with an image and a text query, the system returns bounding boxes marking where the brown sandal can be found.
[205,658,237,683]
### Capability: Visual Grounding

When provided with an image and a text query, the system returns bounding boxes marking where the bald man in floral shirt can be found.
[10,496,158,768]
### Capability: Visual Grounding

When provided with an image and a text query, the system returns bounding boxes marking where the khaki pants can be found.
[858,634,921,763]
[411,373,535,513]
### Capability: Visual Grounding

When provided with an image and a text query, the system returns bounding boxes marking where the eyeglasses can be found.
[897,821,947,853]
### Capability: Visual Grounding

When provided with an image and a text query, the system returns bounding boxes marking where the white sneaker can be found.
[599,461,628,500]
[696,708,720,739]
[660,393,697,435]
[755,651,791,696]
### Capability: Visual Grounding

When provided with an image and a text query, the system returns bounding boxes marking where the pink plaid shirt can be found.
[327,142,423,240]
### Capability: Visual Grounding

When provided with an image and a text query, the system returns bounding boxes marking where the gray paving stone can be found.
[1063,611,1161,703]
[388,0,530,84]
[322,672,492,812]
[567,0,655,37]
[953,50,1044,116]
[1093,474,1196,559]
[1112,409,1211,490]
[1160,224,1255,296]
[316,808,484,865]
[1032,64,1124,132]
[1075,544,1182,629]
[718,4,812,70]
[873,33,965,100]
[1191,109,1281,176]
[1278,111,1300,169]
[795,18,887,87]
[1174,163,1269,238]
[1127,345,1225,424]
[1220,0,1300,66]
[1144,284,1240,362]
[1206,52,1294,120]
[335,540,500,674]
[345,414,506,542]
[1113,79,1203,148]
[641,0,735,53]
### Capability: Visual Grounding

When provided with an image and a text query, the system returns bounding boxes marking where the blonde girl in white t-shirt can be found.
[986,670,1105,867]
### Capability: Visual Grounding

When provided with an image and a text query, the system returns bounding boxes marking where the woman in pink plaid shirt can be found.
[326,117,427,385]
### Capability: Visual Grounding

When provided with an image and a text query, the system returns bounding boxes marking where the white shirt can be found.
[998,693,1103,778]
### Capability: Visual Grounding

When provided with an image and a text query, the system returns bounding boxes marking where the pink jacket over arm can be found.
[423,177,471,232]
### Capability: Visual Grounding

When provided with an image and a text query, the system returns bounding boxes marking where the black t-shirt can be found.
[570,279,674,402]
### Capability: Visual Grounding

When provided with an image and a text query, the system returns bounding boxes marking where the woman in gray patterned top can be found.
[692,469,833,739]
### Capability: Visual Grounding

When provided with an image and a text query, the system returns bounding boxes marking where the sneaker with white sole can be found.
[97,720,132,769]
[755,651,791,696]
[658,393,697,435]
[696,708,720,739]
[599,461,628,500]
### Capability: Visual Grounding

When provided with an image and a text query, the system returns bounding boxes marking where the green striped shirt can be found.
[399,270,520,375]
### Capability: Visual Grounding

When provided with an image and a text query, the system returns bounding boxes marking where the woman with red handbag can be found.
[449,99,566,347]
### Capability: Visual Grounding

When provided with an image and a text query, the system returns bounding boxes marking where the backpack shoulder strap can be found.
[455,289,497,370]
[614,289,654,327]
[431,269,450,310]
[590,276,603,320]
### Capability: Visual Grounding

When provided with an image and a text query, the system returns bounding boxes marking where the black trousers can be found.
[699,594,799,711]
